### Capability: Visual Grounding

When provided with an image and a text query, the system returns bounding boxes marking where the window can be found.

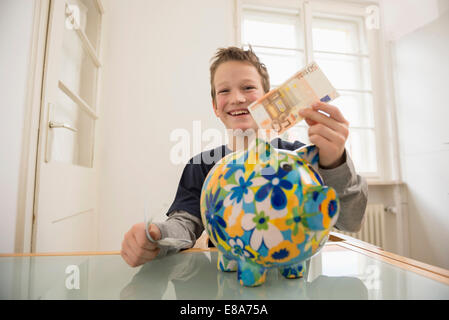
[242,7,305,86]
[239,0,382,177]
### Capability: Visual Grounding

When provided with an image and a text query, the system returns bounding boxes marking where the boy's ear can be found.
[212,100,219,117]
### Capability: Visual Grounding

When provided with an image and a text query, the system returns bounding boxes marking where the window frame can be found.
[235,0,396,182]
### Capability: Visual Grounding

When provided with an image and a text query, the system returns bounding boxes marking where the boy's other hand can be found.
[121,222,161,267]
[298,101,349,169]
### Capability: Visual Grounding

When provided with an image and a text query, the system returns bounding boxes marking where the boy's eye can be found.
[218,89,229,94]
[244,86,256,90]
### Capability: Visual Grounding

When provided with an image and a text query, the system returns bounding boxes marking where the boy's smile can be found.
[213,61,266,132]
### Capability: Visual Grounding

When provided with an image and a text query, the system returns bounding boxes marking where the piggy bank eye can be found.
[281,164,292,172]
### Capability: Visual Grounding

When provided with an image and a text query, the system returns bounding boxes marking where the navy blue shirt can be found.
[166,138,305,220]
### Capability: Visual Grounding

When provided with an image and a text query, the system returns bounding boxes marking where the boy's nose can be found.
[231,91,246,104]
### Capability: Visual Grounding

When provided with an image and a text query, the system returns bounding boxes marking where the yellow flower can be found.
[215,234,231,252]
[261,240,300,265]
[291,222,306,244]
[224,205,245,238]
[319,188,338,229]
[206,162,225,194]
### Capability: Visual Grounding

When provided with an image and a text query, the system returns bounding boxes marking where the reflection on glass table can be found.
[1,236,448,300]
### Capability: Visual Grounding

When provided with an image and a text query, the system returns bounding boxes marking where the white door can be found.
[32,0,104,252]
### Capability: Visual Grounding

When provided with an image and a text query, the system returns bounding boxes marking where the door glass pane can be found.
[248,46,305,87]
[67,0,101,52]
[346,128,377,173]
[60,11,98,109]
[314,52,371,91]
[243,9,303,50]
[48,89,94,167]
[333,92,374,127]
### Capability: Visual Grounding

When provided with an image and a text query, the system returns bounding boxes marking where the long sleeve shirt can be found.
[154,138,368,257]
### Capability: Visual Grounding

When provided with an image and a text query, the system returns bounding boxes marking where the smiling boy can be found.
[121,47,368,267]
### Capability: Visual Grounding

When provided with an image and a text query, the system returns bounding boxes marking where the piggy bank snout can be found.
[301,185,340,231]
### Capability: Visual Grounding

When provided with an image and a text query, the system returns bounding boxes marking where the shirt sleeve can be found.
[317,149,368,232]
[153,210,204,258]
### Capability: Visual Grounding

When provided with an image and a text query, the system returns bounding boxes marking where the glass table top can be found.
[1,244,448,300]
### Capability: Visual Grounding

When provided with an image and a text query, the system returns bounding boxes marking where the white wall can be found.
[387,2,449,269]
[0,0,34,253]
[3,0,447,272]
[97,0,235,250]
[381,0,449,41]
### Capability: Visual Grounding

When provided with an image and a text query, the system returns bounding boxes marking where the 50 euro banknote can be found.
[248,61,339,135]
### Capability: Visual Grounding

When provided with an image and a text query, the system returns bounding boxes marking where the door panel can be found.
[33,0,103,252]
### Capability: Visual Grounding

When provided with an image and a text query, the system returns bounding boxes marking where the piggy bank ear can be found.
[296,145,320,171]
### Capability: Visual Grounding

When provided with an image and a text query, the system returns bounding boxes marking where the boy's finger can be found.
[137,228,159,251]
[304,117,317,126]
[300,107,346,134]
[309,134,332,151]
[133,229,159,252]
[128,231,157,261]
[121,240,142,267]
[311,101,348,124]
[130,237,160,262]
[309,123,345,146]
[132,223,159,250]
[149,224,162,241]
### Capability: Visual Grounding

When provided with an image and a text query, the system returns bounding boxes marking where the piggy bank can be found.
[200,138,340,287]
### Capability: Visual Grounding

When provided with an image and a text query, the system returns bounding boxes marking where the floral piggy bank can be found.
[200,139,340,287]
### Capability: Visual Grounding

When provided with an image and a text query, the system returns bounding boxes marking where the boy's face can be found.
[212,61,265,132]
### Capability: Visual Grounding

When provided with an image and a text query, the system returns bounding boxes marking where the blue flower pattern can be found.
[255,166,293,210]
[200,139,340,287]
[230,171,255,203]
[204,187,227,242]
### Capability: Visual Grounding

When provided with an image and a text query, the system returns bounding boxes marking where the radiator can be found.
[335,203,386,248]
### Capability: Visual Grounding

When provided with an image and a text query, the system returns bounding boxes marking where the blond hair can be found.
[209,46,270,104]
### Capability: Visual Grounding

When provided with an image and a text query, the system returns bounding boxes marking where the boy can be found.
[121,47,368,267]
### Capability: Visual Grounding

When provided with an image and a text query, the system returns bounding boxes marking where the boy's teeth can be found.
[230,110,249,116]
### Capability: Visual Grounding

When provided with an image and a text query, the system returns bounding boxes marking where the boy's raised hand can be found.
[298,101,349,169]
[121,222,161,267]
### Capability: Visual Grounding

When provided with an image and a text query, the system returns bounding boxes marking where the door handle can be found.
[49,121,78,132]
